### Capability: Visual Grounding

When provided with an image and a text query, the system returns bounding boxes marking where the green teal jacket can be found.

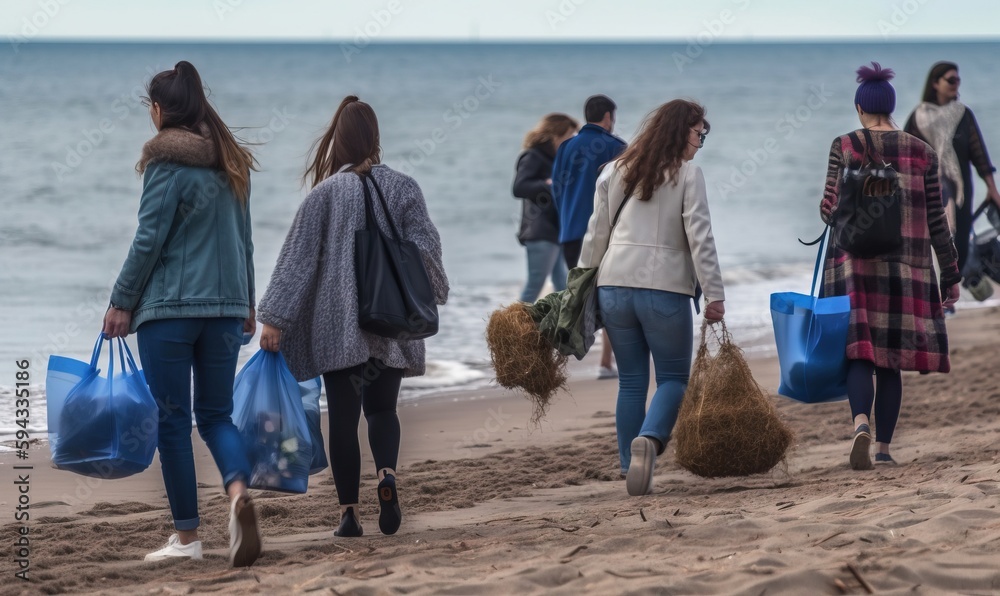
[111,154,254,333]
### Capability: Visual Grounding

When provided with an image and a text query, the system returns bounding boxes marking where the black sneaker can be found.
[378,475,402,535]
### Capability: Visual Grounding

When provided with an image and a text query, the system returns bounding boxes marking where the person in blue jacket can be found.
[552,94,627,379]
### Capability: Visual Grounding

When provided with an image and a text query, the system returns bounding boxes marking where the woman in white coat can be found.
[579,99,725,496]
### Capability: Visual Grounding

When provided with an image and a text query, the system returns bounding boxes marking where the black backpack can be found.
[833,128,903,258]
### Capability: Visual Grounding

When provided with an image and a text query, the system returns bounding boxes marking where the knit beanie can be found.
[854,62,896,114]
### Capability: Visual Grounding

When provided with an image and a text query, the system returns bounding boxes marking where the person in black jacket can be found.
[905,61,999,281]
[512,113,578,302]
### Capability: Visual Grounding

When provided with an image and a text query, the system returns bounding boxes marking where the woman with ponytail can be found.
[819,63,960,470]
[257,96,449,538]
[103,61,262,566]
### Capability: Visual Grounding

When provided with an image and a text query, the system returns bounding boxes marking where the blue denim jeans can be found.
[137,317,250,531]
[598,286,693,473]
[520,240,568,302]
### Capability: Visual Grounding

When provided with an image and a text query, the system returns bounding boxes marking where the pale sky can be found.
[3,0,998,42]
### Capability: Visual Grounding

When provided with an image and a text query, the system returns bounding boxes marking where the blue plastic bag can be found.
[45,334,158,478]
[299,377,329,474]
[232,350,313,493]
[770,229,851,403]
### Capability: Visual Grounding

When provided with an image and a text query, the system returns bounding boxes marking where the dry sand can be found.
[4,307,1000,595]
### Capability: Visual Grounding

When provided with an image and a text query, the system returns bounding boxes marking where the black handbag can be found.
[833,128,903,258]
[354,172,439,340]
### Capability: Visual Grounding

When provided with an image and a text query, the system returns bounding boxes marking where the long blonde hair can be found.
[523,113,578,151]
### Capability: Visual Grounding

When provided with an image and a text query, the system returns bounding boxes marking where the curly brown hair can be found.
[618,100,709,201]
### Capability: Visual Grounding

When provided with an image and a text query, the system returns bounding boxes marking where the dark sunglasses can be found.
[943,76,961,85]
[692,128,708,147]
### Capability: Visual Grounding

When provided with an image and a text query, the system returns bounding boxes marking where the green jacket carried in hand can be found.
[528,267,600,360]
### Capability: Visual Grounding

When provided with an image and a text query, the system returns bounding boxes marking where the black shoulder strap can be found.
[611,193,631,229]
[356,171,403,240]
[847,131,866,164]
[860,128,886,168]
[356,172,378,230]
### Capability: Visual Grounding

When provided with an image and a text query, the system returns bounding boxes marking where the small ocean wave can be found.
[0,358,491,437]
[0,223,113,251]
[0,383,49,440]
[723,262,815,286]
[403,360,490,390]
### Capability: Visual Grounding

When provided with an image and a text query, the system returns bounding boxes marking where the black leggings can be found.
[322,359,404,505]
[847,360,902,444]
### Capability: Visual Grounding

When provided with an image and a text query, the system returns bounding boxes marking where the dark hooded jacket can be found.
[512,144,560,244]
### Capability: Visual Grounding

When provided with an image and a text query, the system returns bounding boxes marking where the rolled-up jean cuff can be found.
[174,516,200,531]
[223,470,248,491]
[640,432,669,455]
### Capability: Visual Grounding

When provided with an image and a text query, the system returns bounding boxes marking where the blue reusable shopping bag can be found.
[770,229,851,403]
[46,334,159,478]
[299,377,329,474]
[232,350,314,493]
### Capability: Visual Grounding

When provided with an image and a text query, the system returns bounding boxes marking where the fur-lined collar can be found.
[137,124,217,173]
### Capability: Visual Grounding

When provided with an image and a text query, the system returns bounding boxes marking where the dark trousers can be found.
[955,195,974,277]
[562,239,584,269]
[847,360,902,444]
[322,359,404,505]
[944,177,974,277]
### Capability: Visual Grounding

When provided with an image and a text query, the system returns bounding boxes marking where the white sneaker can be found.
[144,534,203,562]
[598,366,618,380]
[626,436,657,496]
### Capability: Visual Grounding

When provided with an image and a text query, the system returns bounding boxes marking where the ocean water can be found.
[2,41,999,438]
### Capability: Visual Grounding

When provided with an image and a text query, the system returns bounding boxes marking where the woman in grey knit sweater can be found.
[257,96,449,537]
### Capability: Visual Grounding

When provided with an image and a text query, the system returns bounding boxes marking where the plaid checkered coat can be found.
[820,130,961,373]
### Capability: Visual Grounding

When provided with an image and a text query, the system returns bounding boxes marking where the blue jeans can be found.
[520,240,567,302]
[137,317,250,531]
[598,287,693,473]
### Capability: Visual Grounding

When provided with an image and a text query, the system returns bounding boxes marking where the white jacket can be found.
[578,160,725,305]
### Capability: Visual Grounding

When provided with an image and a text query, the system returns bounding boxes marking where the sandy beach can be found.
[4,306,1000,595]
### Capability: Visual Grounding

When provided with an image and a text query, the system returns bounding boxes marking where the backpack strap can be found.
[860,127,889,169]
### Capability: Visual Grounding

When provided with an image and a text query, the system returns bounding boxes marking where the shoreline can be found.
[2,306,999,594]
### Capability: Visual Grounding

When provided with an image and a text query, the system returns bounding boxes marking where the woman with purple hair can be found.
[819,63,961,469]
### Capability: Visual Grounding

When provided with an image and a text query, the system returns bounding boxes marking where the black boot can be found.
[334,505,363,537]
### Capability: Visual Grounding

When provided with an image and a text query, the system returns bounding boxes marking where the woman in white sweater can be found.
[579,99,725,496]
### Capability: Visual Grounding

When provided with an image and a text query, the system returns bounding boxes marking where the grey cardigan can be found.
[257,165,449,380]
